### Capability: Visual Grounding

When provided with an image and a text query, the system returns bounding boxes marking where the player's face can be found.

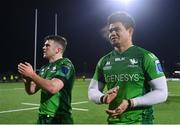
[42,40,58,59]
[108,22,132,48]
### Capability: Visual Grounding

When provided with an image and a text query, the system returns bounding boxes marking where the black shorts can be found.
[37,114,73,124]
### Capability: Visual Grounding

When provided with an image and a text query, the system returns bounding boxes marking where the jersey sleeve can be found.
[54,62,74,82]
[143,53,165,81]
[92,58,105,83]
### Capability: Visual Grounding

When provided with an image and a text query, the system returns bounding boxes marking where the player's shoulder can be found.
[62,58,73,64]
[133,45,158,60]
[56,58,75,68]
[132,45,150,54]
[100,51,113,61]
[40,63,49,69]
[97,51,114,66]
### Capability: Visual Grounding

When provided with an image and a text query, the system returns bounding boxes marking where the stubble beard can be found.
[111,40,121,48]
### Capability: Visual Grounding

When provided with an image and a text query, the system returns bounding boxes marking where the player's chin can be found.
[111,39,118,44]
[43,54,47,58]
[112,42,120,48]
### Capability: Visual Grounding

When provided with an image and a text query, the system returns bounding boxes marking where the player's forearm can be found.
[88,79,104,104]
[131,76,168,107]
[29,72,61,94]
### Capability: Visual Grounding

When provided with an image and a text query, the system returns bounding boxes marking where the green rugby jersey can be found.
[38,58,75,117]
[93,45,165,124]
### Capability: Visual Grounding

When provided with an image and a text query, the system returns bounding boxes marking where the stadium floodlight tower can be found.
[55,13,58,35]
[33,9,59,72]
[34,9,38,72]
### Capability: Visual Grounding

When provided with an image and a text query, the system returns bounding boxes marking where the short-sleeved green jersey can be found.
[93,45,164,124]
[38,58,75,117]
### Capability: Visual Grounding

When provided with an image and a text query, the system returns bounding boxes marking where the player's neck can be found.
[114,40,133,52]
[49,54,63,63]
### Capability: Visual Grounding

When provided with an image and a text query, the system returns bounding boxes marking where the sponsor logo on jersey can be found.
[60,66,70,75]
[103,66,112,70]
[155,60,163,74]
[104,74,140,82]
[128,58,138,67]
[40,68,45,75]
[52,66,56,70]
[105,61,111,66]
[103,61,112,70]
[50,66,56,73]
[115,57,125,62]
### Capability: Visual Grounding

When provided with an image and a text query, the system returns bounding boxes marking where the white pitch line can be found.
[0,101,89,114]
[22,101,89,106]
[21,102,39,106]
[168,92,180,97]
[21,102,89,112]
[13,88,24,90]
[168,94,180,97]
[0,107,39,114]
[0,88,24,91]
[72,107,88,111]
[72,101,88,105]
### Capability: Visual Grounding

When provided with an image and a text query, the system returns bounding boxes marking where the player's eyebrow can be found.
[109,27,121,33]
[44,43,50,47]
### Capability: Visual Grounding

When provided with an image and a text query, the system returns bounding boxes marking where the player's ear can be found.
[128,27,134,36]
[56,48,62,54]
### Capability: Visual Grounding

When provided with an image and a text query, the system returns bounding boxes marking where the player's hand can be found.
[22,76,32,84]
[105,99,129,116]
[103,86,119,104]
[18,62,35,78]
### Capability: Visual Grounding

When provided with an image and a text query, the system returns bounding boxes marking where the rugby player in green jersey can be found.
[88,11,168,124]
[18,35,75,124]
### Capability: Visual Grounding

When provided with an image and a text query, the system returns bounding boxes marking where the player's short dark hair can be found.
[107,11,135,29]
[44,35,67,52]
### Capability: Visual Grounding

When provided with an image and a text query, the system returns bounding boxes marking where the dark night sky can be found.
[1,0,180,76]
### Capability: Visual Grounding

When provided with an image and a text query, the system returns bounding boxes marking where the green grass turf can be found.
[0,80,180,124]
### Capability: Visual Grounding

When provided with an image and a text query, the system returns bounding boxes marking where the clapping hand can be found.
[102,86,119,104]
